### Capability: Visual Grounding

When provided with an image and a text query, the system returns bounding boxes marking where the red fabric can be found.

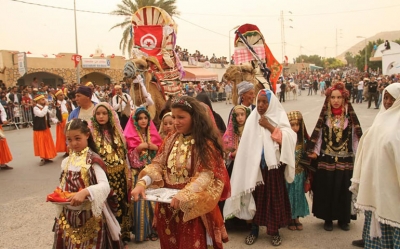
[134,25,163,64]
[331,107,343,116]
[33,129,57,159]
[264,43,282,93]
[0,126,12,164]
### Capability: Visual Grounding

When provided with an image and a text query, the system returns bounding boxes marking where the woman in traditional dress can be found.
[52,118,124,249]
[224,89,297,246]
[286,111,310,231]
[89,102,131,243]
[131,96,230,249]
[307,82,362,231]
[350,83,400,248]
[0,103,13,170]
[124,107,162,242]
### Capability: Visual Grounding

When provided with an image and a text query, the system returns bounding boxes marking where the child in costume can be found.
[33,94,57,166]
[54,90,69,156]
[158,112,174,140]
[124,107,162,242]
[286,111,310,231]
[90,102,132,243]
[52,118,124,249]
[0,103,13,170]
[222,105,251,177]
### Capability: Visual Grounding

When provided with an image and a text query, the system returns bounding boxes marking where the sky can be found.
[1,0,399,63]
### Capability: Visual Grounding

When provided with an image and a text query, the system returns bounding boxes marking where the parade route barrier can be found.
[2,104,34,130]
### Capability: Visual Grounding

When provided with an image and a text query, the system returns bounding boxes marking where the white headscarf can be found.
[223,89,297,220]
[351,83,400,238]
[237,81,254,104]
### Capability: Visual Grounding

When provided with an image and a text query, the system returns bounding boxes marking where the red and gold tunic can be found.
[139,132,229,249]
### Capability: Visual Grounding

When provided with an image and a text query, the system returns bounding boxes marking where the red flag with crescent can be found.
[71,54,82,68]
[133,25,163,62]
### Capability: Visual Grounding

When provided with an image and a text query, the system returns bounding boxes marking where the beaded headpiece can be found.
[287,111,303,122]
[171,98,192,109]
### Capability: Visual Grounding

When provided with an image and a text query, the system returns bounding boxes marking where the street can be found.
[0,91,379,249]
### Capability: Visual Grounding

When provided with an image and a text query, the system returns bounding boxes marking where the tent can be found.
[181,67,218,82]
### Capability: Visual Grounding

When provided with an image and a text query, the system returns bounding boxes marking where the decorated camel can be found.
[123,6,183,127]
[224,24,282,105]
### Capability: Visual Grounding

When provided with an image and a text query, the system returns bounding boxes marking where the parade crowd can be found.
[0,68,400,249]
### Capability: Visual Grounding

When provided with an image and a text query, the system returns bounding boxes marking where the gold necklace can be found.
[94,130,124,166]
[60,147,90,190]
[167,134,195,184]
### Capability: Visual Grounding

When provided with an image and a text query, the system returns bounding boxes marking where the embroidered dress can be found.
[312,117,357,223]
[286,144,309,219]
[52,148,124,249]
[124,107,162,242]
[90,102,131,242]
[286,111,310,220]
[138,132,229,249]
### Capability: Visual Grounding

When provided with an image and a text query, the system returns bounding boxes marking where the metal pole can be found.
[364,38,367,72]
[74,0,80,84]
[229,31,231,65]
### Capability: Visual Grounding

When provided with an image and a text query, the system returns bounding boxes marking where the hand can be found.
[231,150,237,158]
[137,143,148,152]
[170,197,180,210]
[131,185,146,202]
[68,189,89,206]
[2,120,9,125]
[148,142,156,150]
[258,116,270,129]
[307,152,317,159]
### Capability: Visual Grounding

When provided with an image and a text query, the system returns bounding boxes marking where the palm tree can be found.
[110,0,179,55]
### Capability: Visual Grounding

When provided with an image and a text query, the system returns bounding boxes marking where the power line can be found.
[10,0,110,14]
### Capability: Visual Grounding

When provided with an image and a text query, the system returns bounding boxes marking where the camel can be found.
[123,57,166,128]
[285,82,298,100]
[224,63,270,105]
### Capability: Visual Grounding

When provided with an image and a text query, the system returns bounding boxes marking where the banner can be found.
[17,52,27,77]
[133,25,163,58]
[81,58,110,68]
[264,43,282,92]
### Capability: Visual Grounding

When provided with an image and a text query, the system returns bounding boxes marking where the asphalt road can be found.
[0,90,379,249]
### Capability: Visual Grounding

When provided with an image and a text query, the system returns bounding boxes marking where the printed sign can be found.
[17,52,27,77]
[81,58,111,68]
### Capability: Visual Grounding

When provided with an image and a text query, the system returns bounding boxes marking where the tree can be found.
[110,0,179,55]
[295,54,324,67]
[324,57,344,69]
[344,52,356,66]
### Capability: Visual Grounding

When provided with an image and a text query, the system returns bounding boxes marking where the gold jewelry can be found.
[161,207,179,236]
[167,134,194,184]
[136,180,146,188]
[60,147,90,189]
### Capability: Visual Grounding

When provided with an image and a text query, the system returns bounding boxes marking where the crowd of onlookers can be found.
[175,45,229,66]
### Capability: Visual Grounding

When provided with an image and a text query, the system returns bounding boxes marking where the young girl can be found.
[286,111,310,231]
[158,112,174,140]
[224,89,296,246]
[52,118,124,249]
[130,96,230,249]
[124,107,162,242]
[222,105,250,177]
[90,102,131,243]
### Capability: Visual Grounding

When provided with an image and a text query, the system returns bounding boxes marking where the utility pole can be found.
[335,29,342,57]
[74,0,80,84]
[280,11,293,63]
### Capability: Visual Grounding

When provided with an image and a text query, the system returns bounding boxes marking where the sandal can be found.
[295,222,303,231]
[271,235,282,246]
[288,220,296,231]
[148,232,158,241]
[245,234,258,245]
[0,165,13,170]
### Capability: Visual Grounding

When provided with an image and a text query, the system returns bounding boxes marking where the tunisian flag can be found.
[71,54,82,68]
[133,25,163,60]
